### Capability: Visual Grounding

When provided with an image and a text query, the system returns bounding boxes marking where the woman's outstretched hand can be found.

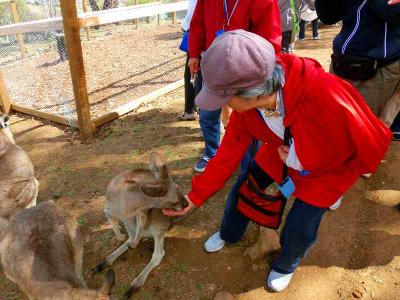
[388,0,400,4]
[163,195,195,216]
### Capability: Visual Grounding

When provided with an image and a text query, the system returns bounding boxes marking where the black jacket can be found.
[315,0,400,61]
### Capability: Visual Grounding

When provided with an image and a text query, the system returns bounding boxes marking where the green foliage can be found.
[77,216,87,225]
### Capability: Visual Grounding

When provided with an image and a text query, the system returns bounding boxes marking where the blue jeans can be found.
[196,71,222,159]
[299,19,319,39]
[199,109,221,158]
[219,162,326,274]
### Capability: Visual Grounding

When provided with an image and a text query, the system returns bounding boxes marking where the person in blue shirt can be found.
[316,0,400,140]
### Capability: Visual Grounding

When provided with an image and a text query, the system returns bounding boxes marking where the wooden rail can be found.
[0,1,186,37]
[79,1,186,28]
[93,80,184,128]
[11,104,78,128]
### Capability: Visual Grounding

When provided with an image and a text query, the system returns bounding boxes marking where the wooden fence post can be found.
[172,0,176,24]
[9,0,26,59]
[60,1,94,140]
[0,71,11,114]
[134,0,138,28]
[82,0,91,41]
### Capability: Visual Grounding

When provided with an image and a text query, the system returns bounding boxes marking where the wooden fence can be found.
[0,0,187,140]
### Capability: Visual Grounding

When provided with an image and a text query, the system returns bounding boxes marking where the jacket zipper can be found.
[384,22,388,58]
[341,0,368,54]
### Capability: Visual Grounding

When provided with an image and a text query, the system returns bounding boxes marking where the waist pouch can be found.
[237,174,286,229]
[331,53,378,81]
[237,127,292,229]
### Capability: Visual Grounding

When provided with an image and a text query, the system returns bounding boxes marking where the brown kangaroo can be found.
[0,201,116,300]
[0,114,38,221]
[94,152,188,299]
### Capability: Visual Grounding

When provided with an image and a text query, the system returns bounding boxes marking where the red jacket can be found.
[188,0,282,58]
[188,54,392,208]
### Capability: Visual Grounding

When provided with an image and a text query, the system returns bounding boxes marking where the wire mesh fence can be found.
[81,0,187,118]
[0,0,76,125]
[0,0,187,126]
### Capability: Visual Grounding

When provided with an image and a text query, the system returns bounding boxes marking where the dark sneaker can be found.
[194,156,210,172]
[393,132,400,141]
[179,112,197,121]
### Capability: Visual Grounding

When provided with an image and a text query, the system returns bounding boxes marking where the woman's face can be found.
[226,93,277,113]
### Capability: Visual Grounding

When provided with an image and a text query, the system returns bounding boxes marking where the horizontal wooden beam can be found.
[11,104,78,128]
[0,17,63,36]
[0,1,187,37]
[93,79,184,128]
[79,1,188,28]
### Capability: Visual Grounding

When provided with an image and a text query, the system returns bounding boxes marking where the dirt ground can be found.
[1,25,400,300]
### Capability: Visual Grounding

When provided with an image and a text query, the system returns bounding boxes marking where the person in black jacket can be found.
[315,0,400,140]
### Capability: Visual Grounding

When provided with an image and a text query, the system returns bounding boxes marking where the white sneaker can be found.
[329,196,343,211]
[267,269,293,292]
[204,231,225,252]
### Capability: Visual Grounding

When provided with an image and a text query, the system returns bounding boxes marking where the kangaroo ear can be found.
[99,269,115,295]
[148,152,168,180]
[141,183,169,197]
[1,115,10,128]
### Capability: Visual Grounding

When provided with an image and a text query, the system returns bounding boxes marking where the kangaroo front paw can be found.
[123,285,141,300]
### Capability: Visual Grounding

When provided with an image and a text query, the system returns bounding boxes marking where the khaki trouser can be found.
[330,60,400,127]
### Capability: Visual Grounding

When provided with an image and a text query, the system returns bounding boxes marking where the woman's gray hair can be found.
[236,63,285,98]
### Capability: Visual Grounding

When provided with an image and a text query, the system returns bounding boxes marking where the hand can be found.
[188,58,200,78]
[277,145,289,162]
[388,0,400,4]
[162,195,196,217]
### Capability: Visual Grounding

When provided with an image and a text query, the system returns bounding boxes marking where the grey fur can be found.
[0,201,116,300]
[96,152,188,296]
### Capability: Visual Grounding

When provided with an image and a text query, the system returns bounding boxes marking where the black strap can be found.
[238,192,280,216]
[282,127,291,180]
[246,176,282,202]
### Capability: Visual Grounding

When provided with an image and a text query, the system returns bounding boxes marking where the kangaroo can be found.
[0,114,38,221]
[0,201,116,300]
[94,152,188,299]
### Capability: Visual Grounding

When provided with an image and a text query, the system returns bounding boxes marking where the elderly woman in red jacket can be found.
[164,30,392,292]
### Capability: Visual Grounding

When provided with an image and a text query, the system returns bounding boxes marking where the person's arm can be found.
[249,0,282,53]
[388,0,400,4]
[315,0,345,24]
[368,0,400,25]
[188,111,253,207]
[188,0,206,59]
